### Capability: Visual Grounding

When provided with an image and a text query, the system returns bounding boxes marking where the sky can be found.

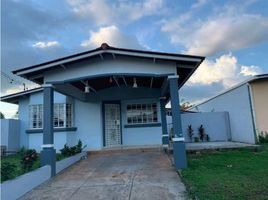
[1,0,268,118]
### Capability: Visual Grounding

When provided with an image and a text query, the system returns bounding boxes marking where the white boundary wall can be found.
[167,112,231,142]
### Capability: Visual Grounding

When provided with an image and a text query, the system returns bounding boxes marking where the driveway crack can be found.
[128,173,136,200]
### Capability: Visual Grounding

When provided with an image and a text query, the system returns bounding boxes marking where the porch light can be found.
[133,77,138,88]
[84,81,90,93]
[109,77,113,83]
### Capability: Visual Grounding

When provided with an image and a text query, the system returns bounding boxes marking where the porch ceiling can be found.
[70,75,166,92]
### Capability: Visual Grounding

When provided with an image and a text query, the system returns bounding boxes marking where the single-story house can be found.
[189,74,268,144]
[1,43,204,173]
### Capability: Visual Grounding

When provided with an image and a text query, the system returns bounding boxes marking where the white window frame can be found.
[29,103,73,129]
[126,103,158,125]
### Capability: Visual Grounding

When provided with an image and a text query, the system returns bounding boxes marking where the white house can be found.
[190,74,268,144]
[1,43,204,173]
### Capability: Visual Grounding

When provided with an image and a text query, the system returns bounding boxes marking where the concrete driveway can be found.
[20,149,187,200]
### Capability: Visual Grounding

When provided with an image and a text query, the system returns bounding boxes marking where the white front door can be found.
[104,104,121,147]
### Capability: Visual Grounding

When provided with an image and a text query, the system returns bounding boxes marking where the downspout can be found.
[247,83,258,144]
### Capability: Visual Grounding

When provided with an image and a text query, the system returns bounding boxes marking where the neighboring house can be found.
[190,74,268,144]
[1,43,204,170]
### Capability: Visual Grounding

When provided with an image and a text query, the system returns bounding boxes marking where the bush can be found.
[1,162,17,182]
[21,149,38,172]
[60,140,86,157]
[258,132,268,144]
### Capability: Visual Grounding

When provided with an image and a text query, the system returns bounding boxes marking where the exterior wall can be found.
[28,132,76,152]
[0,119,20,151]
[44,58,177,83]
[18,91,71,150]
[250,79,268,135]
[17,88,163,151]
[121,98,162,146]
[19,98,30,148]
[190,84,256,144]
[74,100,102,150]
[166,112,231,142]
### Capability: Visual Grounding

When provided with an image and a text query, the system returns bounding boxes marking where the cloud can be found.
[161,8,268,56]
[32,41,60,48]
[81,25,143,49]
[191,0,208,9]
[240,65,263,76]
[187,53,263,88]
[67,0,165,25]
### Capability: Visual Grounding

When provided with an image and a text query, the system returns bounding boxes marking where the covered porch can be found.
[12,43,204,176]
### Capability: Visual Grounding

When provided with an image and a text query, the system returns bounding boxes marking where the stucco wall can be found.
[28,132,76,152]
[17,88,163,151]
[74,100,103,150]
[166,112,231,142]
[190,84,256,144]
[250,79,268,135]
[121,98,162,146]
[18,91,70,150]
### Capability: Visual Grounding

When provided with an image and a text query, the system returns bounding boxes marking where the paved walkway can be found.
[20,149,187,200]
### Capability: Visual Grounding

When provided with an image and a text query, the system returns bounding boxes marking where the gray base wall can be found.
[1,165,51,200]
[167,112,231,142]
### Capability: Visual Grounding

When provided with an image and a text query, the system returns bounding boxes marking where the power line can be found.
[1,71,28,90]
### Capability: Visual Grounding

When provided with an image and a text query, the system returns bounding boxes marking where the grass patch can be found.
[1,154,40,183]
[181,144,268,200]
[1,153,67,183]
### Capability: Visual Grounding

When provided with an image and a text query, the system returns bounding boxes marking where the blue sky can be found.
[1,0,268,118]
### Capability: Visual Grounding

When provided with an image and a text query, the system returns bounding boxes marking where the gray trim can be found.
[41,86,56,177]
[169,78,183,137]
[162,135,169,145]
[160,99,168,144]
[14,47,203,76]
[26,127,77,133]
[169,77,187,169]
[124,123,161,128]
[173,141,187,169]
[247,84,258,144]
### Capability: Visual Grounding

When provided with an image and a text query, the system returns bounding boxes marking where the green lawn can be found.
[181,144,268,200]
[1,153,66,183]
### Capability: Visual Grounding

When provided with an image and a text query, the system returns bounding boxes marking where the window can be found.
[126,103,158,124]
[29,103,73,129]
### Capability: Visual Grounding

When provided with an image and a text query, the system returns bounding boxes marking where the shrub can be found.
[60,140,86,157]
[21,149,38,172]
[194,136,199,142]
[258,132,268,144]
[1,162,17,182]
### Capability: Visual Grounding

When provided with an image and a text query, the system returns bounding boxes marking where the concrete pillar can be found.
[40,84,56,177]
[169,76,187,169]
[160,98,168,145]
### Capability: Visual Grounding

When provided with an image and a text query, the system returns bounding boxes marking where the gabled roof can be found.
[190,73,268,109]
[13,43,204,78]
[1,87,43,104]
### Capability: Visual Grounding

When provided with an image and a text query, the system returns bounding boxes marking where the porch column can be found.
[160,98,168,146]
[40,84,56,177]
[169,75,187,169]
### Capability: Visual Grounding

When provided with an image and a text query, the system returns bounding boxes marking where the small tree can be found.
[187,125,194,142]
[180,99,194,111]
[198,125,205,142]
[0,111,5,119]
